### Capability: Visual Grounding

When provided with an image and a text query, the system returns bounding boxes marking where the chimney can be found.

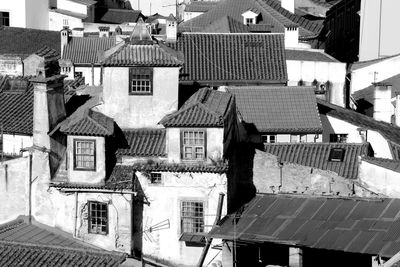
[60,27,72,57]
[166,14,177,43]
[373,83,392,123]
[71,28,84,37]
[395,95,400,127]
[281,0,295,13]
[284,25,299,48]
[99,26,110,38]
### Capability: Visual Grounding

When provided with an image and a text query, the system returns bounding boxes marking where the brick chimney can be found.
[281,0,295,13]
[373,83,392,123]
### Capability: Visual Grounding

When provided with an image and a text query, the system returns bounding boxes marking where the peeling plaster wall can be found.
[49,11,84,32]
[0,157,29,223]
[0,57,23,76]
[136,171,227,266]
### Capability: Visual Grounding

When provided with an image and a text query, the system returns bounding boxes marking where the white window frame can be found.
[180,200,204,234]
[181,129,206,160]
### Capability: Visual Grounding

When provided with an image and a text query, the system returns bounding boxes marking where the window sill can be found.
[73,168,97,172]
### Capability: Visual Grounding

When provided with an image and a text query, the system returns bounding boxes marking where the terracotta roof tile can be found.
[33,46,60,60]
[117,128,166,157]
[160,88,234,127]
[201,16,251,33]
[285,49,338,62]
[62,37,116,64]
[132,161,229,174]
[60,110,114,136]
[0,27,60,59]
[264,143,372,179]
[210,194,400,258]
[99,9,143,23]
[176,33,287,84]
[230,86,323,133]
[184,1,219,12]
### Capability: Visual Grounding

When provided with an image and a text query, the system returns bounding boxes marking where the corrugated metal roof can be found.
[229,86,323,133]
[210,194,400,258]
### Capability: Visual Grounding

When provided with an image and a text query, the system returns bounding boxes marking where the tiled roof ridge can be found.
[0,218,25,234]
[264,142,368,146]
[181,32,283,35]
[351,52,400,71]
[131,161,229,173]
[87,110,114,135]
[254,192,385,201]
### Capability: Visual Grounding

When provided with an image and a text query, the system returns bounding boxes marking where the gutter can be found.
[56,188,137,195]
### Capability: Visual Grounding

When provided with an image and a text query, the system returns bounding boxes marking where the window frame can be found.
[129,67,153,95]
[150,172,162,185]
[180,129,207,161]
[180,200,205,234]
[0,11,10,27]
[73,139,96,171]
[328,148,345,162]
[329,134,348,143]
[245,18,254,25]
[88,201,108,235]
[261,134,276,144]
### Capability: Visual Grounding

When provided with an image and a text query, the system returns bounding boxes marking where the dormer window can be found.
[129,67,153,95]
[181,130,206,160]
[74,139,96,171]
[328,148,345,162]
[241,10,258,25]
[246,18,254,25]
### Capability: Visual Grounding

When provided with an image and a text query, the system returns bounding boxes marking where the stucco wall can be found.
[271,133,322,143]
[0,57,23,76]
[23,55,44,77]
[102,67,179,128]
[166,128,224,163]
[49,11,84,31]
[74,66,101,86]
[67,135,106,184]
[286,59,346,107]
[0,0,27,28]
[359,160,400,197]
[25,0,49,30]
[57,0,88,15]
[2,134,33,156]
[0,157,29,223]
[136,171,227,266]
[129,0,177,16]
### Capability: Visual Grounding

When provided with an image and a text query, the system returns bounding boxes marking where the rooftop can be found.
[98,9,143,24]
[352,73,400,101]
[0,27,60,59]
[184,1,219,13]
[175,33,287,84]
[117,128,167,157]
[264,142,372,179]
[0,216,126,266]
[49,8,88,19]
[351,53,400,71]
[210,194,400,258]
[62,37,116,64]
[229,86,323,133]
[160,87,234,127]
[285,48,339,62]
[363,157,400,174]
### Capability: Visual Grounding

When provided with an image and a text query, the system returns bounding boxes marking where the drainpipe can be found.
[28,153,32,224]
[73,192,78,237]
[91,63,95,85]
[197,193,225,267]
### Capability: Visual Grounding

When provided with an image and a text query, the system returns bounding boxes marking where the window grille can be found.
[88,201,108,235]
[181,201,204,233]
[181,130,205,160]
[74,140,96,170]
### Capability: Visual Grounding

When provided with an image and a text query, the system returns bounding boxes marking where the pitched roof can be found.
[352,73,400,101]
[131,161,229,174]
[62,37,116,64]
[176,33,287,84]
[264,143,371,179]
[363,157,400,173]
[99,9,143,24]
[317,99,400,146]
[67,0,96,5]
[0,27,60,59]
[179,0,323,37]
[210,194,400,258]
[117,129,166,157]
[49,8,88,19]
[229,86,323,133]
[285,48,338,62]
[0,76,84,135]
[160,88,234,127]
[351,53,400,71]
[32,46,60,60]
[184,1,219,12]
[201,16,251,33]
[0,216,126,266]
[102,42,183,67]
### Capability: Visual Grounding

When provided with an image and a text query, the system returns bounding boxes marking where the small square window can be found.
[300,134,307,143]
[0,12,9,27]
[262,135,276,144]
[150,172,162,184]
[88,201,108,235]
[246,18,254,25]
[329,148,345,162]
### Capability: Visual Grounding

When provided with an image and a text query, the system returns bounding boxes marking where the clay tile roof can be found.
[363,157,400,173]
[67,0,96,5]
[0,216,126,266]
[184,1,219,12]
[0,76,84,135]
[229,86,323,133]
[352,73,400,101]
[210,194,400,258]
[160,88,234,127]
[62,37,116,64]
[33,46,60,60]
[264,142,372,179]
[285,49,338,62]
[179,0,323,37]
[317,99,400,147]
[99,9,143,24]
[132,161,229,174]
[102,43,183,67]
[117,128,166,157]
[176,33,287,84]
[0,26,61,59]
[201,16,251,33]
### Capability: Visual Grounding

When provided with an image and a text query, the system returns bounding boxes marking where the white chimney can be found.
[281,0,295,13]
[373,83,392,123]
[99,26,110,38]
[395,94,400,127]
[60,27,72,56]
[166,14,177,43]
[284,25,299,48]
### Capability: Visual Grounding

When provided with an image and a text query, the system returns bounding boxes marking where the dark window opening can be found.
[88,201,108,235]
[329,148,345,162]
[129,67,153,95]
[150,172,162,184]
[0,12,9,26]
[330,134,348,143]
[181,201,204,233]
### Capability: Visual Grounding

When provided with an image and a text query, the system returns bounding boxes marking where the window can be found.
[150,172,162,184]
[246,18,254,25]
[330,134,348,143]
[262,135,276,143]
[74,139,96,170]
[129,68,153,95]
[181,201,204,233]
[299,134,307,143]
[181,130,206,160]
[328,148,345,162]
[63,19,69,26]
[0,12,9,26]
[88,201,108,235]
[290,134,299,143]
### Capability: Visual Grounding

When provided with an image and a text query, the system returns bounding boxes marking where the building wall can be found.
[286,59,346,107]
[74,66,101,85]
[268,133,322,143]
[166,127,224,163]
[129,0,177,16]
[67,135,106,184]
[0,157,29,223]
[25,0,49,30]
[183,11,203,22]
[0,56,23,76]
[359,0,400,61]
[135,170,226,266]
[2,134,33,156]
[102,67,179,128]
[23,55,44,77]
[49,11,84,31]
[57,0,88,15]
